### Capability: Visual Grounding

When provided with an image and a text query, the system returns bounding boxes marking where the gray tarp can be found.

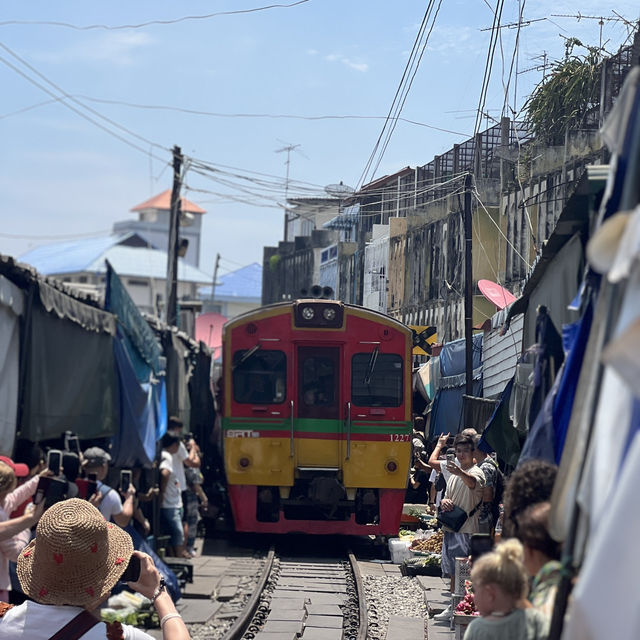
[162,331,192,427]
[0,276,24,454]
[20,283,118,441]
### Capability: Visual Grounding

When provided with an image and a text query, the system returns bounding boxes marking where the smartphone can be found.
[33,477,47,505]
[67,435,81,456]
[120,469,132,493]
[47,449,62,476]
[470,534,494,563]
[119,554,141,583]
[446,448,456,463]
[87,472,98,496]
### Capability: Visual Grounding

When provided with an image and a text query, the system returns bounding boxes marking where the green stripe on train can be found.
[222,418,410,434]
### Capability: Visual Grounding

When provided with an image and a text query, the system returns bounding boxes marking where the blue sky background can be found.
[1,1,638,278]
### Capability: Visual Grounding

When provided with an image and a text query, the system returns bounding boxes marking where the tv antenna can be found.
[275,140,308,241]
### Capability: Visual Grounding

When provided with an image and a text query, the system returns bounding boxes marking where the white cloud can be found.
[306,48,319,56]
[31,32,154,67]
[324,52,369,72]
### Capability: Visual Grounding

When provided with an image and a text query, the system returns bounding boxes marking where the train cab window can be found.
[232,349,286,404]
[351,352,403,407]
[297,346,340,419]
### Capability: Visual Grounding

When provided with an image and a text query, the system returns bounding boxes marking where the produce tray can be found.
[400,564,442,577]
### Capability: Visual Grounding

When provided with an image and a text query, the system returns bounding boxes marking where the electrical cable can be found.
[356,0,437,190]
[63,95,468,136]
[0,41,169,156]
[472,188,530,268]
[474,0,505,138]
[0,1,311,30]
[367,0,445,181]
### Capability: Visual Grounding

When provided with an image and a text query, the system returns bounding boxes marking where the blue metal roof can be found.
[19,233,210,284]
[199,262,262,301]
[19,234,136,275]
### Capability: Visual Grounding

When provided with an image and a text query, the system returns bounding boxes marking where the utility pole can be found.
[464,172,473,396]
[165,145,183,327]
[210,253,221,303]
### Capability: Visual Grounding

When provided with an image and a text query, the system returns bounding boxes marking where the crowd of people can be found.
[0,416,212,638]
[406,416,561,639]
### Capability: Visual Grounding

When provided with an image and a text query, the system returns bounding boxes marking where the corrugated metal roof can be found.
[19,234,210,283]
[199,262,262,301]
[19,233,144,275]
[89,246,211,283]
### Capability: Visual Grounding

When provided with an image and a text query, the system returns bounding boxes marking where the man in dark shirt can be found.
[405,451,431,504]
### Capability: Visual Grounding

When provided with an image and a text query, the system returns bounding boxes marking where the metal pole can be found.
[464,173,473,396]
[165,145,183,326]
[210,253,220,302]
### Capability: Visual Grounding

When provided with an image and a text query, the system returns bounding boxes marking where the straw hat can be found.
[17,498,133,606]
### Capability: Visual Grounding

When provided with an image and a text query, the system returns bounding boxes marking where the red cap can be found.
[0,456,29,477]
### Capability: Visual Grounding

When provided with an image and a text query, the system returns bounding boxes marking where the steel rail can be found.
[348,549,368,640]
[221,545,276,640]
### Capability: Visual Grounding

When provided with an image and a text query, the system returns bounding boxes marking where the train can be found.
[220,298,413,535]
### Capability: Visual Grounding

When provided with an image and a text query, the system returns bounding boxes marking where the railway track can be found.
[216,546,368,640]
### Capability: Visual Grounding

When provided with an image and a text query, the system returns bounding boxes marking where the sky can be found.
[1,1,638,279]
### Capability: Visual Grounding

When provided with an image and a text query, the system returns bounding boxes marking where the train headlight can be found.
[239,457,251,469]
[385,460,398,473]
[301,306,315,320]
[323,307,336,321]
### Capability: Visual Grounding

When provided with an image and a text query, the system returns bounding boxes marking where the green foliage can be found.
[268,254,281,271]
[524,40,602,145]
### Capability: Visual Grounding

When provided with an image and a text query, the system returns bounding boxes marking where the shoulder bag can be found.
[437,500,482,532]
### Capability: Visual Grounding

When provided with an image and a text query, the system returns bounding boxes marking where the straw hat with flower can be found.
[17,498,134,606]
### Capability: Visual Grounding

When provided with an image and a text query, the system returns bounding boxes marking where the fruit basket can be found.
[400,553,441,576]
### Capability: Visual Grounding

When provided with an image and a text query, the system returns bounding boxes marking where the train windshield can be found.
[232,349,286,404]
[351,353,403,407]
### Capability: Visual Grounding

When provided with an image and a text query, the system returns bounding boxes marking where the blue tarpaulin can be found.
[429,334,483,439]
[105,261,164,382]
[110,327,166,467]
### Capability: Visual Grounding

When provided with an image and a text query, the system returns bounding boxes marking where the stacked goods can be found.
[400,553,441,576]
[455,581,478,617]
[410,530,443,554]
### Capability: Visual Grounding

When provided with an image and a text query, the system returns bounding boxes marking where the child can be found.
[464,539,549,640]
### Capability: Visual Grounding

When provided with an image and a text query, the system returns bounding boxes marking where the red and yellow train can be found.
[221,298,412,535]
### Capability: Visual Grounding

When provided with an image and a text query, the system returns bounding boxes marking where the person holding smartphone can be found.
[430,433,485,621]
[1,499,191,639]
[0,458,51,601]
[82,447,136,528]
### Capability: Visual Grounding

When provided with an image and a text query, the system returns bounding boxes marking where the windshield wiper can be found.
[363,346,379,385]
[233,344,261,370]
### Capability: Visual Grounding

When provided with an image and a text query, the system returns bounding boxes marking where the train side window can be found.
[232,349,286,404]
[351,353,403,407]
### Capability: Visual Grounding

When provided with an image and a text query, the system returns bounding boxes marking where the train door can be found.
[295,346,341,467]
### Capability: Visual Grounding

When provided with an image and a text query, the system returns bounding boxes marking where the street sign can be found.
[409,325,437,356]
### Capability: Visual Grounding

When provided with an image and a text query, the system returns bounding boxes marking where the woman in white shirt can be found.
[0,498,190,640]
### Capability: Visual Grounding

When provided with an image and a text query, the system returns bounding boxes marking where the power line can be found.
[0,1,311,30]
[356,0,443,190]
[61,94,467,136]
[0,41,168,155]
[368,0,445,182]
[474,0,505,137]
[0,44,169,164]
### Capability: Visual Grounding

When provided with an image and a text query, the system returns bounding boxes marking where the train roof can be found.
[222,299,412,336]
